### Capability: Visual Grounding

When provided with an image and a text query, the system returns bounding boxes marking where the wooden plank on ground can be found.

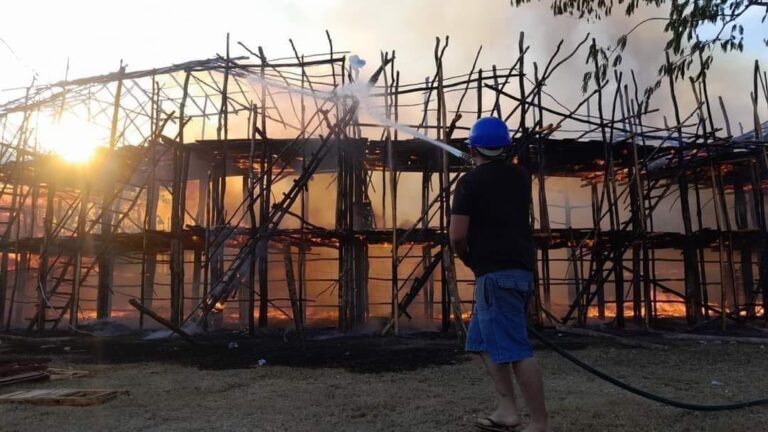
[0,389,128,406]
[662,333,768,345]
[48,368,90,381]
[0,371,50,387]
[0,363,48,377]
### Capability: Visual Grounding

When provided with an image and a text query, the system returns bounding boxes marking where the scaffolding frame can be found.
[0,32,766,335]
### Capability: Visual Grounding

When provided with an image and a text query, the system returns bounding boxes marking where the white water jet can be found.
[245,57,472,162]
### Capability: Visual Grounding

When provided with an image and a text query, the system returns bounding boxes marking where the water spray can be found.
[247,55,473,163]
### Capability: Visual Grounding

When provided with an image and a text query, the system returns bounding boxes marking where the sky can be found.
[1,0,765,128]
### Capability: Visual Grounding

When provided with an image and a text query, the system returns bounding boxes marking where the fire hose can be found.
[526,325,768,411]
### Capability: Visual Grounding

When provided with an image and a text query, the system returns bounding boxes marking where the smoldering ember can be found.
[1,1,768,431]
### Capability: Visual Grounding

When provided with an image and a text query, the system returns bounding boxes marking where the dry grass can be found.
[1,335,767,431]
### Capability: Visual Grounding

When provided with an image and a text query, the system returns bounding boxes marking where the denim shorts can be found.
[465,269,534,364]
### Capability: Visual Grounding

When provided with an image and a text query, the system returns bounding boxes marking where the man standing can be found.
[449,117,550,432]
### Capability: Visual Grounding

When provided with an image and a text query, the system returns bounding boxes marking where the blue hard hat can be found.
[466,117,511,149]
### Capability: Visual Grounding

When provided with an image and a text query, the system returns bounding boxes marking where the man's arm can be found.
[449,214,470,266]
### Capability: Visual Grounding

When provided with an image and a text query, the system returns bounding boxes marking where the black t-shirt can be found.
[451,160,535,276]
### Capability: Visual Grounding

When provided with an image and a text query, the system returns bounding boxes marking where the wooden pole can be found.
[388,107,398,334]
[283,242,304,347]
[170,71,191,325]
[70,171,89,328]
[258,46,270,329]
[534,63,551,310]
[0,86,32,329]
[140,80,159,328]
[666,52,701,324]
[710,162,728,330]
[97,61,125,319]
[36,184,56,331]
[246,105,258,335]
[590,39,611,325]
[518,32,526,132]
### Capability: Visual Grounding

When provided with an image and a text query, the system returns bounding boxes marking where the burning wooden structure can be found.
[0,32,766,335]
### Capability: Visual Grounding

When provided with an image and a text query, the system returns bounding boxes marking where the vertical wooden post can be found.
[240,175,252,329]
[140,81,160,327]
[336,114,348,328]
[170,71,191,325]
[283,242,304,346]
[191,249,202,309]
[298,58,309,326]
[203,169,212,330]
[589,40,611,325]
[10,167,37,330]
[37,184,56,331]
[387,118,398,335]
[568,228,583,325]
[97,61,125,319]
[518,32,526,132]
[477,68,483,118]
[0,87,31,328]
[666,52,702,323]
[299,146,308,325]
[715,167,739,316]
[535,63,551,310]
[693,174,710,320]
[710,162,728,330]
[257,146,269,328]
[352,130,369,325]
[590,182,606,321]
[7,253,27,331]
[752,60,762,140]
[622,85,642,323]
[734,176,753,315]
[257,47,270,329]
[246,105,258,335]
[0,231,8,326]
[748,160,768,320]
[421,171,434,319]
[70,172,89,328]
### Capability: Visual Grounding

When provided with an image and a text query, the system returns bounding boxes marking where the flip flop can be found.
[473,417,522,432]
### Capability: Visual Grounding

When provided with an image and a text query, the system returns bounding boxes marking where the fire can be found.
[584,292,714,319]
[76,309,136,320]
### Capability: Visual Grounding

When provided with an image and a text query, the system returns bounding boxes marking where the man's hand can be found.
[449,214,470,266]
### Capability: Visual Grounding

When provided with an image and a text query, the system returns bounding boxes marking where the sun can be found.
[36,112,105,163]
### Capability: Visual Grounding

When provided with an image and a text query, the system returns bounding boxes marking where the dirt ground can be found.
[1,329,767,432]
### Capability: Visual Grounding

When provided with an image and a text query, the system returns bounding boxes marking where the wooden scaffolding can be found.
[0,33,766,335]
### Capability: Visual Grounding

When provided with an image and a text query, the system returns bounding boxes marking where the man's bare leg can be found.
[512,357,550,432]
[479,353,521,427]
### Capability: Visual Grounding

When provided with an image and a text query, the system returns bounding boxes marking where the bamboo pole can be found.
[666,52,701,324]
[534,63,552,311]
[258,46,270,329]
[0,85,32,329]
[388,81,398,334]
[139,80,159,328]
[70,171,89,328]
[517,32,526,132]
[170,71,191,326]
[710,162,728,330]
[97,61,125,320]
[246,105,257,335]
[36,184,56,331]
[283,242,304,347]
